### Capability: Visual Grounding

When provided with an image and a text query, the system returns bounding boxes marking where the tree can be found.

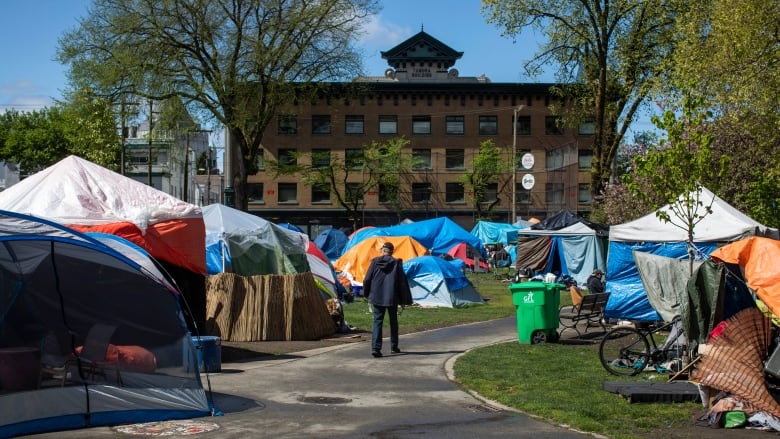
[458,140,511,221]
[58,0,379,209]
[268,137,414,230]
[627,91,724,272]
[666,0,780,228]
[482,0,684,200]
[0,92,120,175]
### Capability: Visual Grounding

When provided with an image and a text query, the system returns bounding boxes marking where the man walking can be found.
[363,242,413,358]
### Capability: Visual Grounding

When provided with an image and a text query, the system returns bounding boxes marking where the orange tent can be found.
[334,236,428,284]
[710,237,780,317]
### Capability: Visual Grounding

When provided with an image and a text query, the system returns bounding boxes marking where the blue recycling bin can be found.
[186,336,222,373]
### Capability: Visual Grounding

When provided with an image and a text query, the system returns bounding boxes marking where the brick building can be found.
[249,31,593,234]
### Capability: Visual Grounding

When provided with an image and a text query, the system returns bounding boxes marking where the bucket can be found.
[187,336,222,373]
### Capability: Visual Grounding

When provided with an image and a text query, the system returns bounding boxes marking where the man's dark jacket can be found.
[363,255,413,307]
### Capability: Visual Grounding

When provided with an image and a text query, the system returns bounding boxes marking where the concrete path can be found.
[29,317,594,438]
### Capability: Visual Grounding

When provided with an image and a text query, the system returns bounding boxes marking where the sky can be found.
[0,0,651,133]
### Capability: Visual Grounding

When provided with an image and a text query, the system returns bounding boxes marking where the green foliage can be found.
[482,0,683,199]
[458,140,511,219]
[0,92,120,174]
[57,0,379,210]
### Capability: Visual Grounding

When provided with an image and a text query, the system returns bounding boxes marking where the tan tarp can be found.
[710,237,780,318]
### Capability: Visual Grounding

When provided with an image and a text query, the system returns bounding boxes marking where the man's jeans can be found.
[371,304,399,352]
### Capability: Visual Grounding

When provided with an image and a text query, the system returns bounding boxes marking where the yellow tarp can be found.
[333,236,428,284]
[710,237,780,318]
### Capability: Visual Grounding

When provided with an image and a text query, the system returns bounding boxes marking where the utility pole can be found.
[511,105,524,224]
[185,129,211,203]
[147,99,154,186]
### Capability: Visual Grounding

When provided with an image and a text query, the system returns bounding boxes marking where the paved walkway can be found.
[30,317,595,438]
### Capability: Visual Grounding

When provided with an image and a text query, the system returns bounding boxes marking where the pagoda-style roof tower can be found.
[377,30,475,82]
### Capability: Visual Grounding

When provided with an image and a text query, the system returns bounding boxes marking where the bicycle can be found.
[599,315,693,376]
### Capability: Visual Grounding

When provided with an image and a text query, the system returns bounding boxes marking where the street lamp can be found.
[511,105,524,224]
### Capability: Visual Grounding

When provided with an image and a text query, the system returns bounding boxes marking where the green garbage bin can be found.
[509,281,565,344]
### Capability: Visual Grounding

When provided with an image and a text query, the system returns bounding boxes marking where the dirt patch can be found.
[220,331,370,363]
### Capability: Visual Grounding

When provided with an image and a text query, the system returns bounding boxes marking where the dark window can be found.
[311,184,331,203]
[256,148,265,170]
[545,116,563,135]
[278,115,298,134]
[516,183,531,204]
[412,149,432,170]
[311,148,331,169]
[445,182,465,203]
[278,183,297,203]
[345,148,364,169]
[578,150,593,170]
[345,115,364,134]
[247,183,264,202]
[412,183,432,203]
[412,116,431,135]
[479,116,498,135]
[346,183,363,204]
[379,115,397,134]
[445,149,465,170]
[312,115,332,134]
[579,119,595,135]
[516,116,531,136]
[445,115,464,135]
[546,182,564,205]
[279,148,297,166]
[481,183,498,203]
[378,183,398,204]
[579,183,592,203]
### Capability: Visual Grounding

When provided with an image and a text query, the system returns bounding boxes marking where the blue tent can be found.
[470,220,525,246]
[403,256,484,308]
[0,210,211,438]
[344,217,484,258]
[313,228,349,261]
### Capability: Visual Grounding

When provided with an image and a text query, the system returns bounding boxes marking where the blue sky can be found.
[0,0,652,134]
[0,0,549,113]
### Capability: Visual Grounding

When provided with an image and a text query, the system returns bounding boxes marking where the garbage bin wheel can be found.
[530,330,548,344]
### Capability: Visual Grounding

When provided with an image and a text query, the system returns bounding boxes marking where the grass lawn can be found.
[344,273,706,439]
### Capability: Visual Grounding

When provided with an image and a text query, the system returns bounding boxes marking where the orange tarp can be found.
[70,218,206,275]
[710,237,780,318]
[333,236,428,284]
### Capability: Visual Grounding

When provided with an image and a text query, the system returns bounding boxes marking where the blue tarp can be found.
[604,241,720,321]
[344,217,485,258]
[470,220,525,246]
[403,256,484,308]
[313,228,349,261]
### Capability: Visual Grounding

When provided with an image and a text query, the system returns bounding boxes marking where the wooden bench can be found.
[558,292,610,337]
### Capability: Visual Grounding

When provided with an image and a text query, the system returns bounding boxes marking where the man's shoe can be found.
[371,350,382,358]
[391,348,401,354]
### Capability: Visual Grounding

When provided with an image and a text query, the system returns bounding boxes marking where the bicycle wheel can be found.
[599,326,650,376]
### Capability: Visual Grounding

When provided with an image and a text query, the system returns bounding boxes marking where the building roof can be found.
[380,30,463,69]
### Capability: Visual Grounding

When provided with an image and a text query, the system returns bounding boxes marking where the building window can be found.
[311,184,331,203]
[516,115,531,135]
[546,182,564,205]
[379,115,397,134]
[579,183,592,203]
[545,116,563,135]
[278,183,297,203]
[579,150,593,170]
[247,183,264,203]
[345,148,364,169]
[345,115,364,134]
[278,115,298,134]
[378,183,398,204]
[516,183,531,204]
[481,183,498,203]
[579,118,596,135]
[279,148,297,166]
[256,148,265,170]
[445,115,465,135]
[412,116,431,135]
[445,149,465,170]
[312,115,332,134]
[311,148,331,169]
[346,183,363,204]
[445,182,465,203]
[412,149,432,170]
[479,116,498,135]
[412,183,432,203]
[546,148,564,170]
